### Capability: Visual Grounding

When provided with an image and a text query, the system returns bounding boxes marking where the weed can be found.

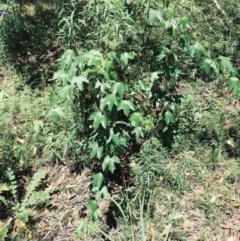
[0,169,52,240]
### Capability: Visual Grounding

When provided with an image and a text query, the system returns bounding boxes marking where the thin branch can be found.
[212,0,227,16]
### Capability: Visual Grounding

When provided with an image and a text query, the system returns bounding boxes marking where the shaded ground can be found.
[36,165,91,241]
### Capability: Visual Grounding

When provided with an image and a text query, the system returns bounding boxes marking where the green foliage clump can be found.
[1,0,240,240]
[0,169,52,241]
[47,1,239,238]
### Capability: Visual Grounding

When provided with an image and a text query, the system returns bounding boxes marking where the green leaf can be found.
[180,34,191,47]
[120,52,135,66]
[118,136,128,147]
[164,111,176,125]
[0,221,10,241]
[131,126,144,139]
[102,155,120,173]
[89,111,108,130]
[95,80,111,93]
[85,50,103,66]
[60,49,76,69]
[68,67,78,80]
[27,189,51,206]
[200,59,218,75]
[53,70,69,85]
[157,53,166,62]
[15,209,32,223]
[58,85,73,102]
[71,76,89,91]
[49,90,58,107]
[87,199,98,211]
[95,185,109,200]
[4,168,17,201]
[193,42,206,52]
[86,50,103,59]
[183,94,194,102]
[0,195,12,207]
[87,199,102,220]
[89,142,103,159]
[218,56,233,73]
[111,82,128,99]
[129,112,144,126]
[179,17,190,32]
[162,0,170,7]
[135,80,148,91]
[165,18,179,36]
[151,72,159,82]
[188,42,206,59]
[75,220,96,238]
[107,128,127,147]
[107,128,118,144]
[75,55,86,71]
[228,77,240,95]
[100,94,118,112]
[117,100,135,117]
[149,9,163,25]
[143,115,154,131]
[33,120,43,136]
[22,170,47,207]
[75,220,86,238]
[189,45,195,58]
[47,107,65,122]
[92,172,104,191]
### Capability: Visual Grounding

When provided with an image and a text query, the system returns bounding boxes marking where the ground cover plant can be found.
[1,0,240,240]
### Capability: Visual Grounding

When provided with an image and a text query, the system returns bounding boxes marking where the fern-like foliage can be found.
[0,218,12,241]
[21,170,48,208]
[4,168,17,202]
[0,224,8,241]
[0,169,52,240]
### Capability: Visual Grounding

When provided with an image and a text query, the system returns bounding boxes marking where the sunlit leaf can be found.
[89,142,103,159]
[58,85,73,102]
[149,9,163,25]
[164,111,176,125]
[71,76,89,91]
[47,107,65,122]
[218,56,233,73]
[121,52,135,66]
[117,100,135,117]
[95,185,109,200]
[100,94,118,112]
[102,155,120,173]
[200,59,218,75]
[129,112,144,126]
[53,70,69,84]
[95,80,111,93]
[111,82,128,99]
[228,77,240,96]
[60,49,76,69]
[151,72,159,82]
[92,172,104,190]
[0,221,9,240]
[89,111,108,130]
[131,126,144,139]
[179,17,190,32]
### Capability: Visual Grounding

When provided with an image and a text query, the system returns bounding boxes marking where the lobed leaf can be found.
[102,155,120,173]
[117,100,135,117]
[89,111,108,130]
